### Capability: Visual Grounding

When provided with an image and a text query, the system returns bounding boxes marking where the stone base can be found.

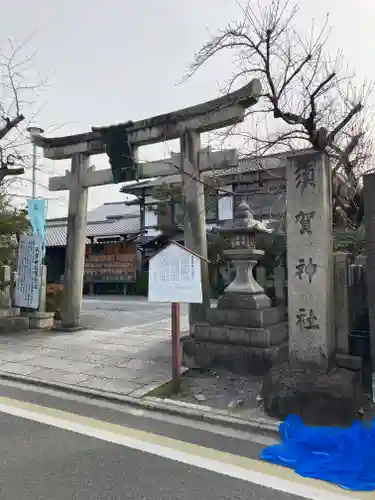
[29,312,55,330]
[0,316,29,334]
[263,362,363,426]
[182,337,288,375]
[0,308,20,318]
[192,322,287,347]
[218,291,271,310]
[53,322,86,332]
[206,306,284,327]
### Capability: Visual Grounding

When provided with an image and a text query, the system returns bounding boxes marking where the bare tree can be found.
[0,34,47,186]
[0,35,47,261]
[183,0,373,227]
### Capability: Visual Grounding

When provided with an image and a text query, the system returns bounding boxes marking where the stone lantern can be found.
[183,199,288,375]
[217,200,272,310]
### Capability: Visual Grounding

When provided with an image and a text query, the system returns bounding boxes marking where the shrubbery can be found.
[46,284,64,317]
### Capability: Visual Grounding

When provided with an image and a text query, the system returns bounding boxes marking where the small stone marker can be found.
[286,151,334,371]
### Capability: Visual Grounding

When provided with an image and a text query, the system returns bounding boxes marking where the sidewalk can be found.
[0,316,189,398]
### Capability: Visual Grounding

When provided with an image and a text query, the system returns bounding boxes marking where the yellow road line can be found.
[0,396,371,500]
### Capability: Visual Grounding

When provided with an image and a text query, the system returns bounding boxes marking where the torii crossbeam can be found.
[34,79,261,329]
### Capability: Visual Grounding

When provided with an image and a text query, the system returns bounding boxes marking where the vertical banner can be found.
[14,234,43,309]
[27,199,46,257]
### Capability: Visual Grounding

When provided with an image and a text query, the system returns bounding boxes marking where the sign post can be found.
[171,302,181,392]
[148,241,207,393]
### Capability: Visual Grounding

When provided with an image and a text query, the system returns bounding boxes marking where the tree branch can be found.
[184,0,372,227]
[0,115,25,140]
[0,167,25,184]
[327,103,363,145]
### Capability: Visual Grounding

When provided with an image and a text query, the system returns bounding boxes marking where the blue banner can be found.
[27,199,46,257]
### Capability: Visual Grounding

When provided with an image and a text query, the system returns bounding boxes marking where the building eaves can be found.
[46,216,141,247]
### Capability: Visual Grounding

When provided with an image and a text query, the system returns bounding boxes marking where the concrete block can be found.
[29,311,55,330]
[0,296,11,309]
[335,353,363,371]
[0,307,20,318]
[0,316,29,333]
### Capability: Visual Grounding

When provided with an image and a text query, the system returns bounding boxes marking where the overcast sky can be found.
[1,0,373,217]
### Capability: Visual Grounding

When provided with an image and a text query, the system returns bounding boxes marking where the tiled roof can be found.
[84,217,140,237]
[46,216,141,247]
[87,201,140,222]
[87,217,140,236]
[46,201,141,247]
[46,225,89,247]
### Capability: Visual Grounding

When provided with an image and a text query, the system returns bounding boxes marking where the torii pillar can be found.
[62,153,92,328]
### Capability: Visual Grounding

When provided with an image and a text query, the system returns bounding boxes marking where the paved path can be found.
[0,382,365,499]
[0,297,189,397]
[81,296,189,330]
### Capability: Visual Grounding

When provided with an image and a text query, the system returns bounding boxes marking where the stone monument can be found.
[263,150,363,426]
[182,200,288,374]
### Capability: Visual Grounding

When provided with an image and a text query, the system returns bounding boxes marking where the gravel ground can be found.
[168,368,375,423]
[169,368,264,412]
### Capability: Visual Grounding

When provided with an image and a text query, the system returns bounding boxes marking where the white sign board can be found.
[148,242,203,303]
[14,234,43,309]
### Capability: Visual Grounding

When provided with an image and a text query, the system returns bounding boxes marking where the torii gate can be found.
[33,79,261,329]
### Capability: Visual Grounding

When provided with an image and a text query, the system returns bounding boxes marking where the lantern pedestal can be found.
[218,249,271,310]
[182,201,288,375]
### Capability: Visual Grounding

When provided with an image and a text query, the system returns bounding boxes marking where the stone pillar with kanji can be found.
[263,150,363,426]
[286,150,334,371]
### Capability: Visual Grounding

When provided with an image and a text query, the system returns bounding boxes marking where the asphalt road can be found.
[0,381,367,500]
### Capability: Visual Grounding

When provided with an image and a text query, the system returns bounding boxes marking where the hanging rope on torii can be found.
[95,121,138,183]
[32,79,262,329]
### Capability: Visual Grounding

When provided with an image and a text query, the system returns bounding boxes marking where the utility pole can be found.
[27,126,44,198]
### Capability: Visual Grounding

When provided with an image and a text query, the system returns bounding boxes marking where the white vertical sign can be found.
[14,235,43,309]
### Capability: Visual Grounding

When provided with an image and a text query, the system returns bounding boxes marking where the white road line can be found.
[0,402,361,500]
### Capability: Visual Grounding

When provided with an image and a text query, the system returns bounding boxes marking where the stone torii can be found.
[33,79,261,329]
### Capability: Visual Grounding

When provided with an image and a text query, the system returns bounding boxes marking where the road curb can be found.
[0,372,281,438]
